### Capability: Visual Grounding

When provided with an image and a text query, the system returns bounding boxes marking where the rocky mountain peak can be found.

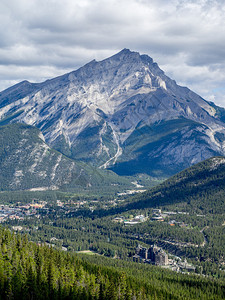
[0,49,225,177]
[109,48,141,61]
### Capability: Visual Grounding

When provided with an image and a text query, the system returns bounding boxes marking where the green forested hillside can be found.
[0,227,224,300]
[1,156,225,280]
[116,156,225,214]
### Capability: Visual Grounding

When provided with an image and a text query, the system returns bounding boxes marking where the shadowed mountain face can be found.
[1,49,225,177]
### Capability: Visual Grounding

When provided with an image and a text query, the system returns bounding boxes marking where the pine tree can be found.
[98,282,105,300]
[106,281,118,300]
[47,260,55,300]
[118,272,127,299]
[26,264,36,300]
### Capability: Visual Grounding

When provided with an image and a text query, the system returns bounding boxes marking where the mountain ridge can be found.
[1,49,225,177]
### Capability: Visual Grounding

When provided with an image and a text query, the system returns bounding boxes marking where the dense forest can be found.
[1,157,225,279]
[0,227,225,300]
[0,156,225,299]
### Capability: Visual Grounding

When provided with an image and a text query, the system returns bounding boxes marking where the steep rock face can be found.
[0,49,225,176]
[0,123,121,191]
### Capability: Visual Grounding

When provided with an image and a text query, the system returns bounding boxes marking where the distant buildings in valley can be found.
[133,244,196,273]
[133,244,168,266]
[151,208,190,228]
[0,201,47,223]
[113,214,148,225]
[117,189,146,196]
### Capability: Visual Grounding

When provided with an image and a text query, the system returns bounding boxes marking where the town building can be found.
[154,248,169,266]
[134,244,168,266]
[152,209,162,214]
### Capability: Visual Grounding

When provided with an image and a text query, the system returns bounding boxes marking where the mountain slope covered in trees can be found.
[0,227,224,300]
[0,156,225,284]
[117,156,225,214]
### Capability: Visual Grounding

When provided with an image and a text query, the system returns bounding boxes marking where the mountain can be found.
[0,123,128,191]
[119,156,225,214]
[1,49,225,177]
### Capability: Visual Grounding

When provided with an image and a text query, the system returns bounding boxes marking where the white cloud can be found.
[0,0,225,106]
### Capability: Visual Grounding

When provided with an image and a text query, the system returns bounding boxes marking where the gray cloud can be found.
[0,0,225,106]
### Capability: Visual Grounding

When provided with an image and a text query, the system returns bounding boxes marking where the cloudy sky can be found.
[0,0,225,106]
